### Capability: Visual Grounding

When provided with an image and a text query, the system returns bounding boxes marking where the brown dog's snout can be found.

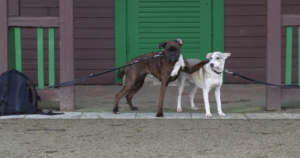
[168,53,178,62]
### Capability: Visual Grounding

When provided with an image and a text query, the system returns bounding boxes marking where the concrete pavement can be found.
[2,83,300,119]
[2,84,300,157]
[35,83,300,119]
[2,112,300,120]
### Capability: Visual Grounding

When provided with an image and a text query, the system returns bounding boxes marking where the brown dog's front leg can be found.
[182,60,209,74]
[156,81,168,117]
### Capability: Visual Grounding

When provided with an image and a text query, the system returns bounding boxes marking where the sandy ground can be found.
[1,119,300,158]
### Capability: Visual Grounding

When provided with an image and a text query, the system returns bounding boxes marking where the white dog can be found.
[177,51,231,117]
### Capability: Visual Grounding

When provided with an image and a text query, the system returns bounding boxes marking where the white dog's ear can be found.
[223,53,231,59]
[206,53,213,59]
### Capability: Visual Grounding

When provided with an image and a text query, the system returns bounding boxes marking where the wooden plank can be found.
[74,18,114,28]
[8,28,15,70]
[140,7,200,12]
[225,16,266,26]
[225,6,266,15]
[139,18,199,23]
[212,0,224,53]
[282,5,300,14]
[20,39,114,49]
[23,70,115,85]
[225,27,266,37]
[127,0,139,61]
[15,28,22,72]
[0,0,8,73]
[224,69,266,83]
[48,28,55,87]
[20,0,59,7]
[8,17,60,27]
[266,0,281,110]
[37,28,44,89]
[225,0,266,5]
[226,61,265,68]
[282,0,300,5]
[199,0,212,59]
[114,0,127,83]
[299,26,300,86]
[37,88,60,101]
[225,37,266,47]
[139,13,200,18]
[285,26,293,84]
[74,29,115,38]
[282,15,300,26]
[74,60,115,70]
[281,89,300,100]
[139,28,200,33]
[140,22,199,28]
[74,8,114,18]
[59,0,75,110]
[74,0,114,7]
[139,2,199,7]
[8,0,19,16]
[20,8,59,17]
[20,0,114,8]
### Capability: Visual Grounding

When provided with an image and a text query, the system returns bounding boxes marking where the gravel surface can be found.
[1,119,300,158]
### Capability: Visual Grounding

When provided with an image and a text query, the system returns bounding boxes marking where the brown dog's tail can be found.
[117,68,125,79]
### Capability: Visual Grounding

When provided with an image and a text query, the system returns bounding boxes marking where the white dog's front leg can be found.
[177,79,185,112]
[171,54,185,76]
[215,87,225,117]
[203,89,212,117]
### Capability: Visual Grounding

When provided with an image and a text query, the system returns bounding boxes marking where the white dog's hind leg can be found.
[189,83,198,111]
[177,78,185,112]
[203,89,213,117]
[215,87,225,117]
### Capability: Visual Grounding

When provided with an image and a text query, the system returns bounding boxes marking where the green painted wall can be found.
[115,0,224,83]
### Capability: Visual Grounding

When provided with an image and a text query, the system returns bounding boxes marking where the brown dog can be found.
[113,39,208,117]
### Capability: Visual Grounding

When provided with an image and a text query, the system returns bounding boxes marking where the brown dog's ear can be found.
[159,41,168,49]
[175,38,183,46]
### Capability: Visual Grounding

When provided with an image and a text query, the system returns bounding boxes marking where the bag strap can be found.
[35,109,64,115]
[0,71,10,115]
[12,69,41,107]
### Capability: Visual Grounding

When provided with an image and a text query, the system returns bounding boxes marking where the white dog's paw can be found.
[191,106,199,111]
[171,69,179,76]
[206,113,213,118]
[219,112,226,117]
[177,108,182,113]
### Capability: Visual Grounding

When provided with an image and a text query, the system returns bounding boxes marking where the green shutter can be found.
[127,0,212,60]
[115,0,224,83]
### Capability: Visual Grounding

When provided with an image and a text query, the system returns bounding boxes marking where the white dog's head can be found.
[206,52,231,70]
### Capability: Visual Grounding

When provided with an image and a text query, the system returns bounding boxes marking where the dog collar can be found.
[211,68,223,74]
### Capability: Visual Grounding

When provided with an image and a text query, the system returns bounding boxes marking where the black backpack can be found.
[0,69,63,116]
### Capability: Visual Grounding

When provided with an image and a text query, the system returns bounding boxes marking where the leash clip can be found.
[224,69,233,74]
[154,51,163,57]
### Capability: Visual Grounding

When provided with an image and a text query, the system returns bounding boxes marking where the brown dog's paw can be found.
[113,108,119,114]
[156,113,164,117]
[130,107,138,110]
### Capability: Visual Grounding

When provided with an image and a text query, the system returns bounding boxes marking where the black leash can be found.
[49,52,164,88]
[224,69,300,88]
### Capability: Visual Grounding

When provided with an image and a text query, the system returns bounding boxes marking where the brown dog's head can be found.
[158,38,183,62]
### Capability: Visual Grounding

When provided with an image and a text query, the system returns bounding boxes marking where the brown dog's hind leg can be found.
[113,83,134,114]
[125,74,146,110]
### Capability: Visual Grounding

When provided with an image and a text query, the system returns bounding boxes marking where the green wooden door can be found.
[115,0,224,83]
